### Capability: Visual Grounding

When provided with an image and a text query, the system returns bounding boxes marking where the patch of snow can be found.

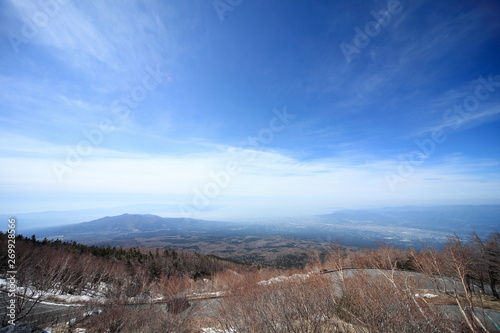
[83,309,102,317]
[414,293,438,298]
[189,291,225,298]
[153,295,166,301]
[1,277,107,304]
[200,328,236,333]
[74,329,87,333]
[47,293,105,304]
[258,272,312,286]
[39,300,84,307]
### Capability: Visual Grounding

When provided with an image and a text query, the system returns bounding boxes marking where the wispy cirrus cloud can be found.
[416,106,500,138]
[5,0,176,89]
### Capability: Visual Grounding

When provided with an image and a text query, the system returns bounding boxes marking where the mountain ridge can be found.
[33,213,231,241]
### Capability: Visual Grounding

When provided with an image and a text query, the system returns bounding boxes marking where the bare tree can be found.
[444,235,489,332]
[215,274,343,332]
[484,231,500,299]
[412,246,450,294]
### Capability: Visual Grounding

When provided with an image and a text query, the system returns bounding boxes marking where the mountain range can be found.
[18,205,499,266]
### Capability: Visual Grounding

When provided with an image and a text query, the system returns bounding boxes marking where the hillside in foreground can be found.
[1,231,499,332]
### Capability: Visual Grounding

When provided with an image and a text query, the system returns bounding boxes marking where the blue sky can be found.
[1,0,499,221]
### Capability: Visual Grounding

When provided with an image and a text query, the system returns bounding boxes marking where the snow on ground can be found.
[188,291,225,298]
[39,300,85,307]
[200,328,236,333]
[415,293,439,298]
[152,294,166,301]
[0,278,107,304]
[45,293,103,304]
[257,272,313,286]
[83,309,103,317]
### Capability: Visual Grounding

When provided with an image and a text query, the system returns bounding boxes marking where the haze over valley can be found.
[19,205,498,267]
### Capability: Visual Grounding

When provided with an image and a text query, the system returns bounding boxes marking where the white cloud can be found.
[1,136,499,216]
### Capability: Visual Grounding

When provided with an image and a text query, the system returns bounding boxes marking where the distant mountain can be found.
[26,206,500,257]
[318,205,500,237]
[32,213,231,242]
[0,203,186,231]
